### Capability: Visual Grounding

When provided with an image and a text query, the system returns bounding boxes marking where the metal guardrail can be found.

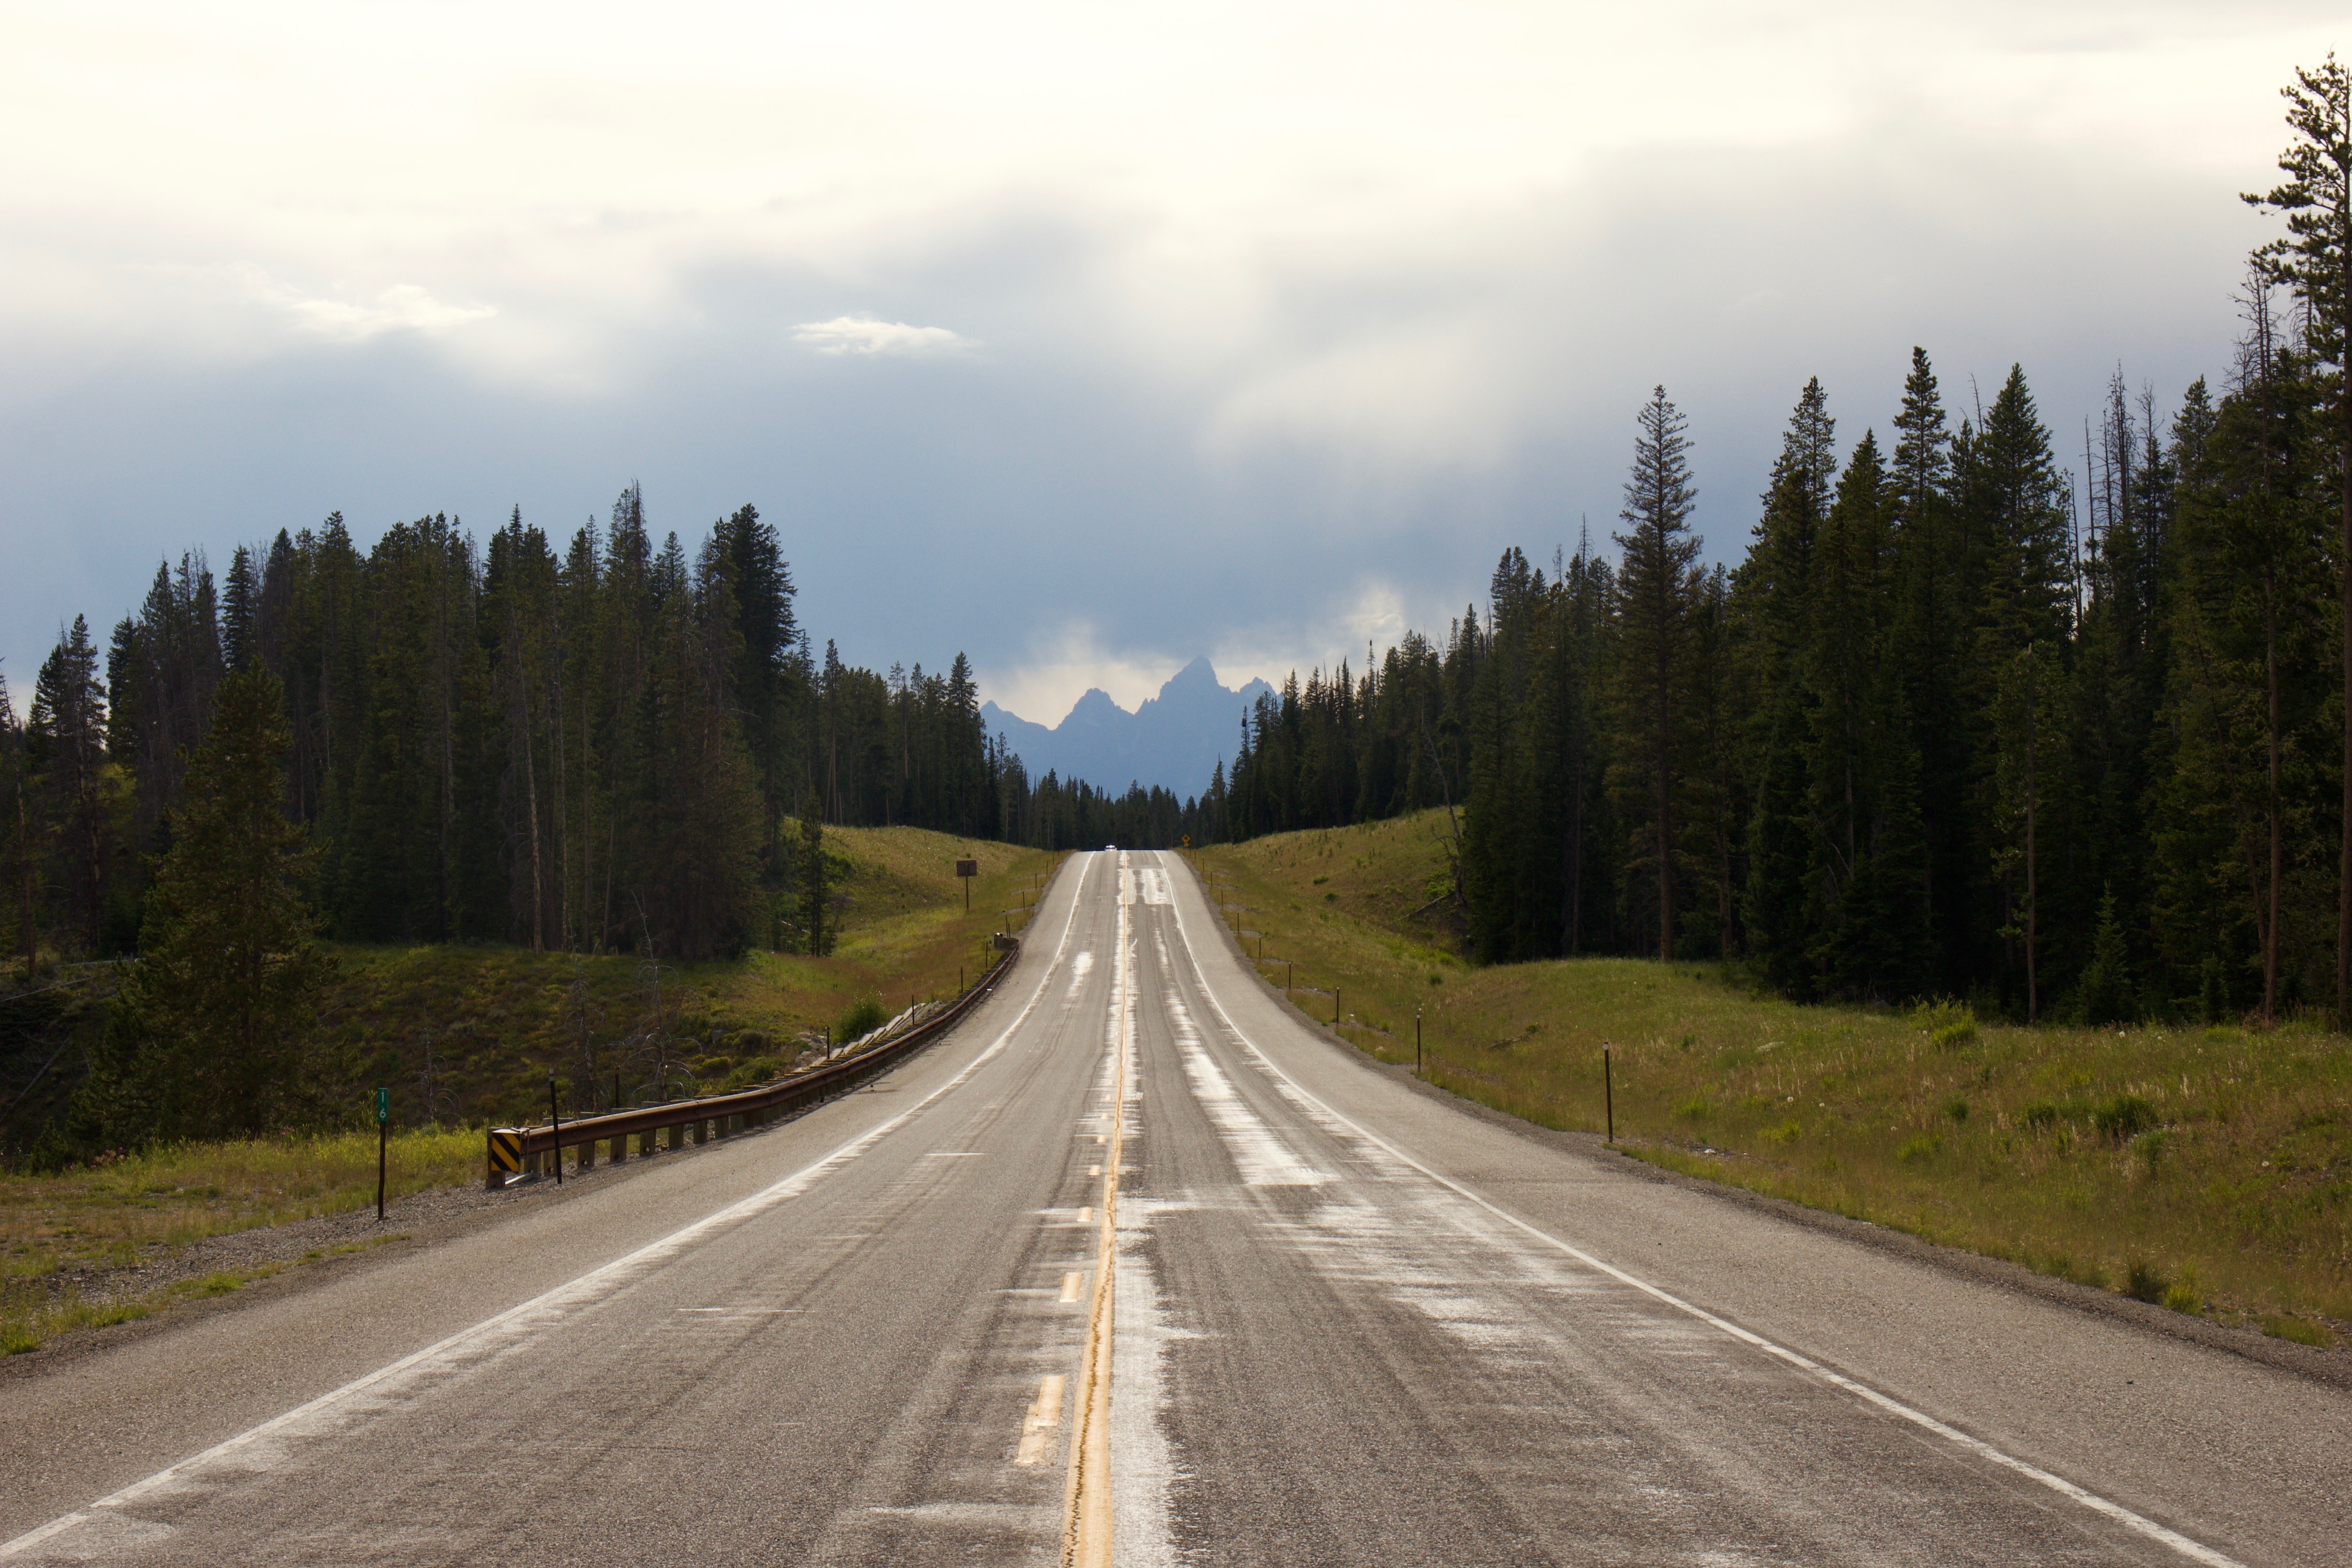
[485,938,1022,1189]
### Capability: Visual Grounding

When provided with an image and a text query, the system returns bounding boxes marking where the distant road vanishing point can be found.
[0,852,2343,1565]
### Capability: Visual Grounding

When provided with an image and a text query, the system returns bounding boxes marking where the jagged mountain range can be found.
[983,657,1272,799]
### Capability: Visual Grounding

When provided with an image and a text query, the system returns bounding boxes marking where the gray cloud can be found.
[0,4,2324,723]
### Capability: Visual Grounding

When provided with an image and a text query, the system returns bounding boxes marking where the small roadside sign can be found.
[374,1087,390,1125]
[955,858,978,877]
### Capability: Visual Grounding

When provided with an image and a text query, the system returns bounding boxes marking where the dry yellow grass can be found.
[1196,813,2352,1343]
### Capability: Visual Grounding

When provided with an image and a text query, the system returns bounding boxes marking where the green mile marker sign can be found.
[375,1087,390,1125]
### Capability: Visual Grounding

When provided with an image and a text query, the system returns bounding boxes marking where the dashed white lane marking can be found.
[1155,853,2248,1568]
[0,860,1102,1565]
[1014,1375,1067,1466]
[1060,1272,1085,1303]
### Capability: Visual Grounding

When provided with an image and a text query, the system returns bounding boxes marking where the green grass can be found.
[1197,812,2352,1335]
[323,827,1058,1128]
[0,1127,469,1352]
[1,827,1060,1353]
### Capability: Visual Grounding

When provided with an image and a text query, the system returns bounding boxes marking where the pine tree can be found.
[28,617,110,953]
[2244,55,2352,1015]
[1,671,30,979]
[94,669,335,1142]
[1888,348,1971,986]
[1612,386,1702,960]
[221,544,258,672]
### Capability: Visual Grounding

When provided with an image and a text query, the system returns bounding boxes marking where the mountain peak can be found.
[1165,654,1219,691]
[987,656,1255,796]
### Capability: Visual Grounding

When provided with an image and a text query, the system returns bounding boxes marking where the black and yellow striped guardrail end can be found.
[489,1128,524,1173]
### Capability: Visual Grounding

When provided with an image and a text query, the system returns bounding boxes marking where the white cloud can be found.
[793,315,971,357]
[246,270,496,341]
[1209,578,1413,694]
[979,622,1183,725]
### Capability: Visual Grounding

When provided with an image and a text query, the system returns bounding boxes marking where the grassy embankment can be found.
[1,827,1056,1353]
[1192,811,2351,1348]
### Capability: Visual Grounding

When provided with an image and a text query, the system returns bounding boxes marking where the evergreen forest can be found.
[1199,61,2352,1026]
[0,484,1188,978]
[2,59,2345,1041]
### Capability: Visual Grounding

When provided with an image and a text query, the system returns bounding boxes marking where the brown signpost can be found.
[956,857,978,909]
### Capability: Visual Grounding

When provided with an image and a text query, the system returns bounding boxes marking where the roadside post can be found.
[1416,1007,1423,1075]
[1604,1045,1614,1145]
[374,1087,390,1220]
[548,1072,564,1186]
[1334,988,1341,1028]
[956,857,978,911]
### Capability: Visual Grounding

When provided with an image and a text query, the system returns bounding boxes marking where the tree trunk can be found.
[1655,634,1673,963]
[2339,367,2351,1023]
[17,786,34,980]
[2269,567,2283,1024]
[524,674,544,954]
[551,640,568,950]
[1561,727,1584,954]
[2025,643,2038,1026]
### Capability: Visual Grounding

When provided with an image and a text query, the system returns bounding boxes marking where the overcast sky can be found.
[1,1,2338,725]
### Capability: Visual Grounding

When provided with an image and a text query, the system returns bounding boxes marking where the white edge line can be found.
[1157,854,2245,1568]
[0,858,1095,1560]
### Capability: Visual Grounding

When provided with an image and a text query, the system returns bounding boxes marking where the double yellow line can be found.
[1063,871,1129,1567]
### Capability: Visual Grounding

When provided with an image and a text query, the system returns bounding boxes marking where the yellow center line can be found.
[1064,866,1129,1568]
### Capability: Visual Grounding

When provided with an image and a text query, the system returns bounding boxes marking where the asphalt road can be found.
[1,851,2345,1565]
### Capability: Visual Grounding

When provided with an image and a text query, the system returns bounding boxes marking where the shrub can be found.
[1763,1121,1802,1145]
[2095,1095,2157,1142]
[2024,1101,2061,1130]
[2074,889,2134,1025]
[1942,1095,1970,1124]
[2124,1260,2169,1303]
[832,995,888,1045]
[1914,998,1977,1048]
[1896,1133,1941,1163]
[1675,1095,1711,1120]
[2130,1129,2169,1176]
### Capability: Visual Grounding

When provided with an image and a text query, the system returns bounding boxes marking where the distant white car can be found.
[1105,843,1117,851]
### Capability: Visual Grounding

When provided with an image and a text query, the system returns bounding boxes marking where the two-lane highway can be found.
[3,850,2347,1565]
